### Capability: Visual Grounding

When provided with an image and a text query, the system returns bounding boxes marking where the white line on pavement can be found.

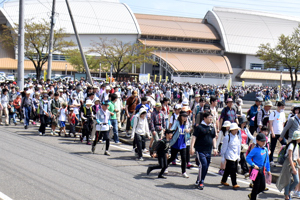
[111,144,282,194]
[0,191,13,200]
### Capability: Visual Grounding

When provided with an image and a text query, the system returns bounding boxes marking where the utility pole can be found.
[17,0,24,91]
[279,71,282,100]
[110,64,113,84]
[47,0,56,80]
[65,0,92,84]
[99,63,101,78]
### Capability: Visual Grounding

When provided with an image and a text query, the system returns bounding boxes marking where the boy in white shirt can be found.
[58,102,68,137]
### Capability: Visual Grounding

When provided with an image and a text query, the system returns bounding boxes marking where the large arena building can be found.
[0,0,299,85]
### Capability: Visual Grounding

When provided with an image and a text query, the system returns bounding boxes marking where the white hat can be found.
[94,98,100,102]
[115,92,121,98]
[128,86,132,89]
[229,123,240,131]
[175,104,182,109]
[26,91,31,94]
[105,86,111,90]
[86,100,93,105]
[182,99,189,106]
[222,121,231,127]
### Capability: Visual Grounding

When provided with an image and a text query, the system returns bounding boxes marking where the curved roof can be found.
[135,14,220,40]
[1,0,140,35]
[152,52,232,74]
[205,7,300,55]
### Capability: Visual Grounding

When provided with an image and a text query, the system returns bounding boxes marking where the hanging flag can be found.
[242,81,245,87]
[44,70,47,81]
[166,76,168,83]
[154,75,157,82]
[159,75,162,82]
[106,73,109,82]
[148,73,150,83]
[227,78,231,91]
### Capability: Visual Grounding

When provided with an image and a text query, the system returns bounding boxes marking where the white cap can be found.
[105,86,111,90]
[229,123,240,131]
[222,121,231,127]
[175,104,182,109]
[182,99,189,106]
[86,100,93,105]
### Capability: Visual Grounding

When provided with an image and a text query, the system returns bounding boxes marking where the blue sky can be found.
[120,0,300,18]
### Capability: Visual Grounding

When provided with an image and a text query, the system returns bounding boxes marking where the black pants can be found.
[93,131,110,151]
[270,135,286,162]
[149,155,168,177]
[167,147,187,174]
[39,115,48,134]
[82,119,93,143]
[186,146,190,164]
[249,126,256,136]
[251,169,265,200]
[17,108,23,120]
[221,160,237,185]
[135,134,146,158]
[126,112,133,131]
[240,152,249,174]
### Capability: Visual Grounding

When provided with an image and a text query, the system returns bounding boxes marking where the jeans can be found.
[284,171,299,195]
[23,106,31,126]
[9,113,16,124]
[222,160,238,185]
[270,135,286,162]
[167,147,187,174]
[149,155,168,177]
[196,152,211,184]
[111,119,119,143]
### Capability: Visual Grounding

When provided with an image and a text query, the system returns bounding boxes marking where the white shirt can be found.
[71,99,80,115]
[58,108,67,121]
[285,143,299,161]
[221,133,241,161]
[269,110,286,135]
[169,113,179,125]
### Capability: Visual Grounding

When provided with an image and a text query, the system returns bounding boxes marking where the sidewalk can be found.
[117,127,283,184]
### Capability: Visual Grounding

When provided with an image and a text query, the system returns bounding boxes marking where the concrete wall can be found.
[225,53,243,68]
[244,55,264,70]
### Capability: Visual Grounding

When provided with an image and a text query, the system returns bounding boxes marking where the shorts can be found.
[60,121,66,128]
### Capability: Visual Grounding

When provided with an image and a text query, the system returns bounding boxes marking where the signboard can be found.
[74,73,86,81]
[139,74,149,84]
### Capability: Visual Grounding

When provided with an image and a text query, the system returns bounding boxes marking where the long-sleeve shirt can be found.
[280,116,300,140]
[256,108,270,127]
[1,94,9,107]
[246,146,270,172]
[249,104,259,127]
[149,110,165,132]
[220,133,241,161]
[132,112,150,138]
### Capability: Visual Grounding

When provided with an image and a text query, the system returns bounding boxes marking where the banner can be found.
[44,70,47,81]
[148,73,150,82]
[139,74,149,84]
[166,76,168,83]
[159,75,162,82]
[242,81,245,87]
[227,78,231,91]
[106,73,109,82]
[154,75,157,82]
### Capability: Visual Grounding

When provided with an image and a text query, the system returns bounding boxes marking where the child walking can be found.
[246,133,271,200]
[8,100,17,125]
[220,123,241,189]
[68,108,78,137]
[147,130,174,178]
[58,102,68,136]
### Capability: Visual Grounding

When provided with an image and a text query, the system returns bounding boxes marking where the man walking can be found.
[248,97,263,135]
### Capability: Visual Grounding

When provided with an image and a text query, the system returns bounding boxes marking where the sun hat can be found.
[175,104,182,109]
[239,116,248,125]
[86,100,93,105]
[222,121,231,127]
[264,101,273,107]
[94,98,100,102]
[179,111,189,117]
[182,106,192,113]
[292,131,300,140]
[182,99,189,105]
[226,98,233,102]
[195,94,200,98]
[155,102,162,107]
[229,123,240,131]
[236,98,243,105]
[255,97,263,102]
[105,86,111,90]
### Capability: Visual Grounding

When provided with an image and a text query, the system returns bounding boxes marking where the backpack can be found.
[130,114,139,128]
[277,143,297,165]
[253,109,269,128]
[83,106,92,116]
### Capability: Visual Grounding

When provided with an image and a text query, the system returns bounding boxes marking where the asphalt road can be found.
[0,125,285,200]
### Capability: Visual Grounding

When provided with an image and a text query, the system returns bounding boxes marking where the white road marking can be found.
[111,144,282,194]
[0,191,13,200]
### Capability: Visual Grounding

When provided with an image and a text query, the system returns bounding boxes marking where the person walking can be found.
[38,94,51,136]
[190,112,217,190]
[125,91,139,137]
[108,93,121,144]
[21,91,34,129]
[280,105,300,143]
[220,123,241,189]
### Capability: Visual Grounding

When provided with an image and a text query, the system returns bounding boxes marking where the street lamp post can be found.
[279,71,282,100]
[99,63,101,78]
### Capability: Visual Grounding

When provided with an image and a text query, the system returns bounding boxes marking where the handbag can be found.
[241,144,249,153]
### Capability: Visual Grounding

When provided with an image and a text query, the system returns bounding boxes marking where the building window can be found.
[250,63,263,70]
[267,68,276,71]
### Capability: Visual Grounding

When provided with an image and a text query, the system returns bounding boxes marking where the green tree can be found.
[257,24,300,100]
[90,38,156,78]
[0,19,75,80]
[63,49,106,73]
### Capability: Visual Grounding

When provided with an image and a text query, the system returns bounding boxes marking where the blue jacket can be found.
[249,105,259,126]
[246,146,270,172]
[170,120,189,147]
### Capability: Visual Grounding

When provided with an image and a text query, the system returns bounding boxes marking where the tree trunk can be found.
[115,71,120,79]
[292,69,298,100]
[36,67,41,82]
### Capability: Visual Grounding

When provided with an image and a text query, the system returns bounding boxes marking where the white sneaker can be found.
[39,132,42,136]
[83,136,86,141]
[143,149,149,153]
[50,131,54,136]
[164,168,168,174]
[70,133,74,137]
[182,172,189,178]
[270,161,276,167]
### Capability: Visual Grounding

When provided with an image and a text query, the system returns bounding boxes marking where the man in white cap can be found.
[256,100,272,132]
[100,86,111,102]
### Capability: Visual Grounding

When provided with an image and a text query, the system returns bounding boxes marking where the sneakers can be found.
[182,172,189,178]
[195,181,199,186]
[125,133,131,138]
[218,169,224,176]
[164,168,168,174]
[248,194,251,199]
[244,172,249,178]
[138,157,144,161]
[104,151,110,156]
[70,133,74,138]
[249,183,253,188]
[221,181,229,186]
[32,121,36,125]
[158,175,167,179]
[172,161,177,165]
[50,131,54,136]
[24,125,28,129]
[115,142,122,145]
[187,162,193,169]
[232,185,240,189]
[147,167,152,175]
[39,132,42,136]
[270,161,276,167]
[198,183,204,190]
[264,187,269,191]
[143,149,148,153]
[86,142,91,145]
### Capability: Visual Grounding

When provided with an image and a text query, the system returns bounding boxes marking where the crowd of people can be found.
[2,77,300,200]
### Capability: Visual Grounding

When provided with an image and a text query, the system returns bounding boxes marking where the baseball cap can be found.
[256,133,267,142]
